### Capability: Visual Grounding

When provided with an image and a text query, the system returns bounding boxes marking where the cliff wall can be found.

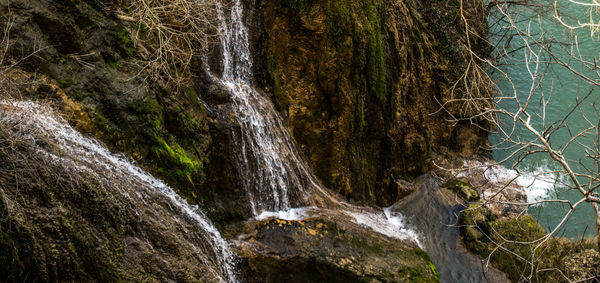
[253,0,491,205]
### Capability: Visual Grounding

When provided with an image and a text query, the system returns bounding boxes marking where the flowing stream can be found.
[216,0,333,214]
[0,100,238,283]
[394,176,510,282]
[215,0,421,244]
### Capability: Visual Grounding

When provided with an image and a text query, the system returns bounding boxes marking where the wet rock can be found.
[258,0,492,205]
[436,156,528,217]
[0,0,253,223]
[393,179,416,200]
[0,102,231,282]
[445,178,480,202]
[230,216,439,283]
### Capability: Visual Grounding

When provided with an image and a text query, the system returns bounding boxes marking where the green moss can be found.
[324,1,354,45]
[74,92,87,101]
[446,179,480,201]
[94,113,113,136]
[90,10,104,25]
[116,27,134,57]
[460,205,598,282]
[109,61,123,69]
[351,236,384,255]
[280,0,315,28]
[57,79,73,88]
[429,262,440,282]
[413,248,431,261]
[153,135,201,180]
[174,106,201,136]
[130,97,162,131]
[361,0,387,104]
[137,22,148,37]
[267,52,290,110]
[398,266,439,283]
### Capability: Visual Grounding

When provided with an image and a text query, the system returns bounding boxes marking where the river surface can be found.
[490,0,600,238]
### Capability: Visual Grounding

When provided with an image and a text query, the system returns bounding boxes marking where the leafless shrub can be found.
[115,0,221,86]
[436,0,600,281]
[433,0,497,132]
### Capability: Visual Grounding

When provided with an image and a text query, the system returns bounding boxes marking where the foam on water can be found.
[483,163,560,203]
[255,207,318,221]
[255,205,422,247]
[459,159,562,204]
[347,208,423,248]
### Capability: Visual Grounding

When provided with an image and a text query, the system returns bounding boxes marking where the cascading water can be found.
[394,176,510,282]
[0,100,238,283]
[215,0,332,214]
[214,0,422,247]
[213,2,513,281]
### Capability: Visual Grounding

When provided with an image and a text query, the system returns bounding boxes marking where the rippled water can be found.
[490,0,600,237]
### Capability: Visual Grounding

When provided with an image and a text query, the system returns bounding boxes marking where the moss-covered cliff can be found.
[254,0,491,205]
[0,0,491,221]
[0,0,494,281]
[0,0,252,224]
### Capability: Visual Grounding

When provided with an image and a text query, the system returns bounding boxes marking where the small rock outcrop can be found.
[230,216,439,282]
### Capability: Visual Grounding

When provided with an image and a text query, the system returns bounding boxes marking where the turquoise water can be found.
[489,1,600,238]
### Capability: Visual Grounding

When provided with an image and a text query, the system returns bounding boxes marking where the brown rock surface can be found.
[258,0,491,205]
[229,214,439,282]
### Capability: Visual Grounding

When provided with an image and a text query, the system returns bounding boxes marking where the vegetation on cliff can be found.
[0,0,252,224]
[460,205,599,282]
[0,0,497,281]
[261,0,492,206]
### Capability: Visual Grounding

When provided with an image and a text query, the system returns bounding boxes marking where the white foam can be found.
[483,164,560,203]
[254,206,422,248]
[255,207,318,221]
[347,208,423,248]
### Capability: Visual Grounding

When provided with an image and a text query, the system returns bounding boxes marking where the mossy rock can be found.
[459,204,598,282]
[262,0,492,207]
[446,179,480,201]
[232,216,439,282]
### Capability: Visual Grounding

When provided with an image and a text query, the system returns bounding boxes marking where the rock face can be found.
[0,0,492,217]
[0,0,495,281]
[256,0,491,205]
[0,0,252,223]
[230,216,439,282]
[0,101,233,282]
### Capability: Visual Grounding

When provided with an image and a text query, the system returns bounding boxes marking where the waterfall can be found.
[214,0,422,246]
[0,100,238,283]
[216,0,332,214]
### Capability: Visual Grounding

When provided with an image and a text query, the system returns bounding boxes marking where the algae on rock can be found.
[259,0,492,206]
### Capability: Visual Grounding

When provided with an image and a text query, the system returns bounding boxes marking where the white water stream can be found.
[216,0,333,214]
[214,0,422,247]
[0,100,238,283]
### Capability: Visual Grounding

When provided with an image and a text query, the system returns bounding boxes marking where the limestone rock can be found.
[230,215,439,283]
